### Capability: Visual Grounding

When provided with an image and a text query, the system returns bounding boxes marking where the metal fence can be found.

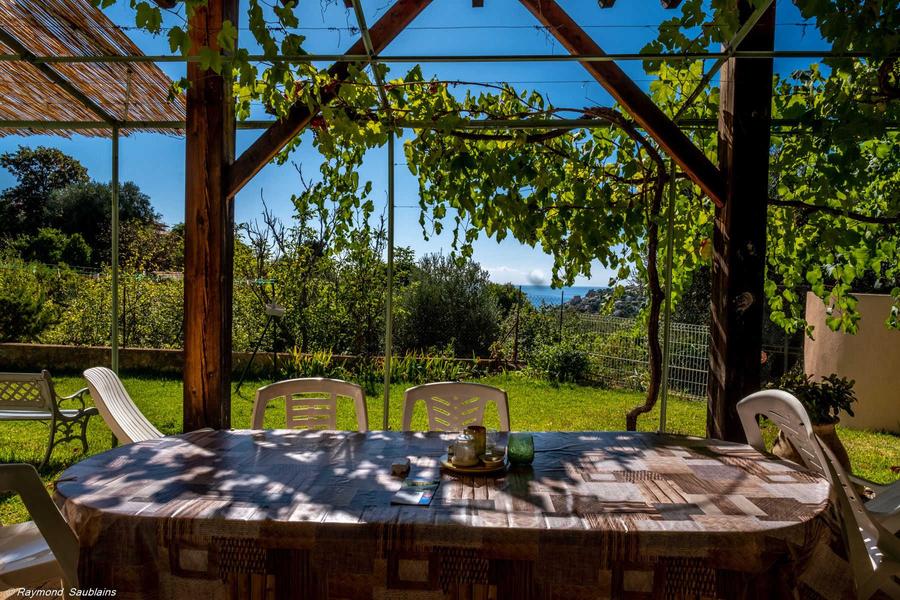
[574,313,712,401]
[570,312,805,401]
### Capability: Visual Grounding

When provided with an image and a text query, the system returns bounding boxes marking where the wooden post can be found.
[707,1,775,441]
[183,0,237,431]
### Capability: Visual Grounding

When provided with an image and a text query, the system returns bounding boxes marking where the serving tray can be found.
[439,453,507,475]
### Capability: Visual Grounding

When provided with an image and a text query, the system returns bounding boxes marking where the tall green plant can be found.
[396,254,500,357]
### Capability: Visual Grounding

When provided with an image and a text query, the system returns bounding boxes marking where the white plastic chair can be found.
[0,464,78,592]
[864,483,900,534]
[402,382,510,432]
[818,438,900,599]
[736,389,828,477]
[251,378,368,432]
[738,390,900,533]
[83,367,163,444]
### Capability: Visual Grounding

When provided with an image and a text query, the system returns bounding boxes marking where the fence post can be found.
[271,279,278,378]
[558,289,564,342]
[513,285,521,365]
[782,328,789,375]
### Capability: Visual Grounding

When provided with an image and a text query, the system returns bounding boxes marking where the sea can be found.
[518,285,604,307]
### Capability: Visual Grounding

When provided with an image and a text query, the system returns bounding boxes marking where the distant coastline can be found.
[516,285,604,307]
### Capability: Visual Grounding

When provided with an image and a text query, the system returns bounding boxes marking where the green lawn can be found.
[2,371,898,524]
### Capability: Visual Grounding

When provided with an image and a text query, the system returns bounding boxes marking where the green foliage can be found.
[285,348,479,395]
[287,349,347,379]
[489,282,528,318]
[12,228,92,267]
[0,146,89,237]
[775,367,858,425]
[29,265,261,351]
[493,302,554,363]
[0,280,51,341]
[0,147,171,270]
[588,327,650,391]
[396,254,500,357]
[0,257,81,342]
[672,265,711,326]
[388,350,477,385]
[49,181,160,266]
[792,0,898,59]
[100,0,900,340]
[528,339,590,384]
[766,62,900,334]
[121,222,184,272]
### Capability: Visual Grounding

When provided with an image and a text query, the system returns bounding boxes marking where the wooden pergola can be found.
[185,0,773,442]
[0,0,828,442]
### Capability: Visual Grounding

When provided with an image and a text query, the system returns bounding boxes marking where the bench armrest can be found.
[56,387,90,412]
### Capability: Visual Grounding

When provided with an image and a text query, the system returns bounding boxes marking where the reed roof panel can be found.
[0,0,184,137]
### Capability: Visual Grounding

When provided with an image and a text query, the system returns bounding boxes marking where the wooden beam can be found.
[228,0,432,198]
[517,0,725,206]
[183,0,238,431]
[707,1,776,442]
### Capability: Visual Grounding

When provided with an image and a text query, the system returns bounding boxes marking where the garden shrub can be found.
[396,254,500,357]
[0,285,51,341]
[529,340,591,383]
[0,259,71,342]
[389,349,477,384]
[284,347,481,394]
[287,349,348,380]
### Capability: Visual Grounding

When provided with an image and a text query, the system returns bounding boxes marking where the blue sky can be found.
[0,0,826,286]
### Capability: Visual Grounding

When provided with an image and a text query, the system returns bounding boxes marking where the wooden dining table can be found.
[54,429,851,599]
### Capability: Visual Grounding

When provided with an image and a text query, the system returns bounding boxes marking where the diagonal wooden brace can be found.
[518,0,725,206]
[228,0,432,198]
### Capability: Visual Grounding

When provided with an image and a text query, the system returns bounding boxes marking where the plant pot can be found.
[772,420,852,473]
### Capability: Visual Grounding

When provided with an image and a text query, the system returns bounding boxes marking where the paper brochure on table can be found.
[391,478,440,506]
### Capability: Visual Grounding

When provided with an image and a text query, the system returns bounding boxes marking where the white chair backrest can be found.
[402,382,510,432]
[0,463,78,588]
[0,371,53,412]
[736,389,828,477]
[251,378,368,432]
[818,438,900,599]
[83,367,163,444]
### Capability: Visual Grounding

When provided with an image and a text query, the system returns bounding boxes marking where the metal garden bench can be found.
[0,371,98,469]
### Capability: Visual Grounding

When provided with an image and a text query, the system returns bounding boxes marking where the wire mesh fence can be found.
[566,311,804,401]
[573,313,712,400]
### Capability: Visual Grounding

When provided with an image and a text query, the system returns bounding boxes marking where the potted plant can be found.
[770,368,857,471]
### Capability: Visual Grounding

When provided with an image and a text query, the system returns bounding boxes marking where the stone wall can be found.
[0,343,498,378]
[0,343,289,377]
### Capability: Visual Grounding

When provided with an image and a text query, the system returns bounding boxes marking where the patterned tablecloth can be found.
[54,429,851,599]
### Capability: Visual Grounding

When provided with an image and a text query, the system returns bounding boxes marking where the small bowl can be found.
[480,453,505,467]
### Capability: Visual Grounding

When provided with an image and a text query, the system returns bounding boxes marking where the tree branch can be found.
[769,198,900,224]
